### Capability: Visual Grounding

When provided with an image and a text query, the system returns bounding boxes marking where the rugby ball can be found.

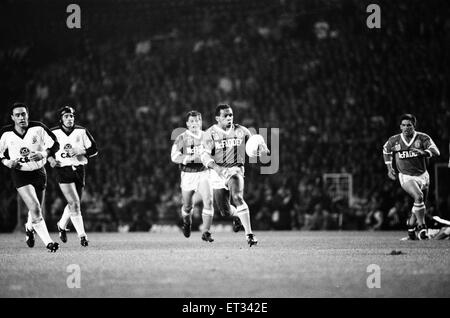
[246,134,265,158]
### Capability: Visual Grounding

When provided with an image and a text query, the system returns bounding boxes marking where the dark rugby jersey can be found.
[383,131,438,176]
[171,130,206,173]
[202,124,251,168]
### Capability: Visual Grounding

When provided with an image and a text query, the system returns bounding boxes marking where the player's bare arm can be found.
[410,146,440,157]
[382,139,395,180]
[386,162,396,181]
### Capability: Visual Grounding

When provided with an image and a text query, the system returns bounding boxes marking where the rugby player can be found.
[201,104,269,246]
[0,103,60,252]
[48,106,97,247]
[383,114,440,240]
[171,110,214,242]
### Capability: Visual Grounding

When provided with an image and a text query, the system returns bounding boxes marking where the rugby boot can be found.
[247,233,258,247]
[46,242,59,253]
[201,231,214,242]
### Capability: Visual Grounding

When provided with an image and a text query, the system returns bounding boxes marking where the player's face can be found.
[186,115,202,132]
[11,107,29,128]
[216,108,233,129]
[62,113,75,128]
[400,119,415,137]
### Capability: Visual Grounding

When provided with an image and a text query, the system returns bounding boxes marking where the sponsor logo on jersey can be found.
[212,132,220,140]
[186,144,204,155]
[19,147,31,163]
[20,147,30,157]
[398,150,419,159]
[215,138,242,150]
[62,143,73,158]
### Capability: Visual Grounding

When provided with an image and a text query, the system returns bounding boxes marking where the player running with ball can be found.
[201,104,269,246]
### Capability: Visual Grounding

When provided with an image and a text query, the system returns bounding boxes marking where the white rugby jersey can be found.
[51,125,97,166]
[0,121,59,171]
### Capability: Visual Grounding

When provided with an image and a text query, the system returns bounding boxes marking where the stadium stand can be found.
[1,0,449,232]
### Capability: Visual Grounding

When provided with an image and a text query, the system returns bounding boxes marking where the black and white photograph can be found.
[0,0,449,304]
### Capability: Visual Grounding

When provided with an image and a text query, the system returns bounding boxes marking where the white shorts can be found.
[398,171,429,190]
[209,166,244,190]
[180,170,210,192]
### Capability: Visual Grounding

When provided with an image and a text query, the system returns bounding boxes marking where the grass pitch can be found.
[0,231,449,298]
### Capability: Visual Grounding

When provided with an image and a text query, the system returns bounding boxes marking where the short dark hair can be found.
[399,113,417,127]
[185,110,202,122]
[58,106,76,119]
[215,104,232,116]
[10,102,29,115]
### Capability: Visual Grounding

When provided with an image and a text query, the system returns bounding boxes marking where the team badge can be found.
[64,143,72,151]
[20,147,30,157]
[32,136,38,144]
[62,144,73,158]
[212,132,219,140]
[76,136,81,143]
[186,137,193,145]
[414,140,421,148]
[394,144,401,151]
[236,129,244,138]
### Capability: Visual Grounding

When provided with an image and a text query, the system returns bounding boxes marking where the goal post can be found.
[322,173,353,229]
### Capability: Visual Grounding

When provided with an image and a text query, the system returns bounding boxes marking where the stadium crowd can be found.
[1,0,449,232]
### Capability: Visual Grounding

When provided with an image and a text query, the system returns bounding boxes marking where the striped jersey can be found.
[51,125,98,166]
[171,129,206,172]
[202,124,251,167]
[383,131,439,176]
[0,121,59,171]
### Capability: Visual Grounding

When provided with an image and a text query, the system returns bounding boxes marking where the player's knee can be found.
[182,205,192,213]
[204,203,213,211]
[70,210,81,217]
[29,204,41,216]
[231,193,244,206]
[31,215,43,224]
[414,193,424,203]
[203,199,213,210]
[68,199,81,211]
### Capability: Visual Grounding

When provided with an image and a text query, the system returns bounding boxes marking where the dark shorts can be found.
[55,165,85,199]
[12,167,47,191]
[55,165,85,189]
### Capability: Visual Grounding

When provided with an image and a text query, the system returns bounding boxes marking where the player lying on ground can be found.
[402,215,450,240]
